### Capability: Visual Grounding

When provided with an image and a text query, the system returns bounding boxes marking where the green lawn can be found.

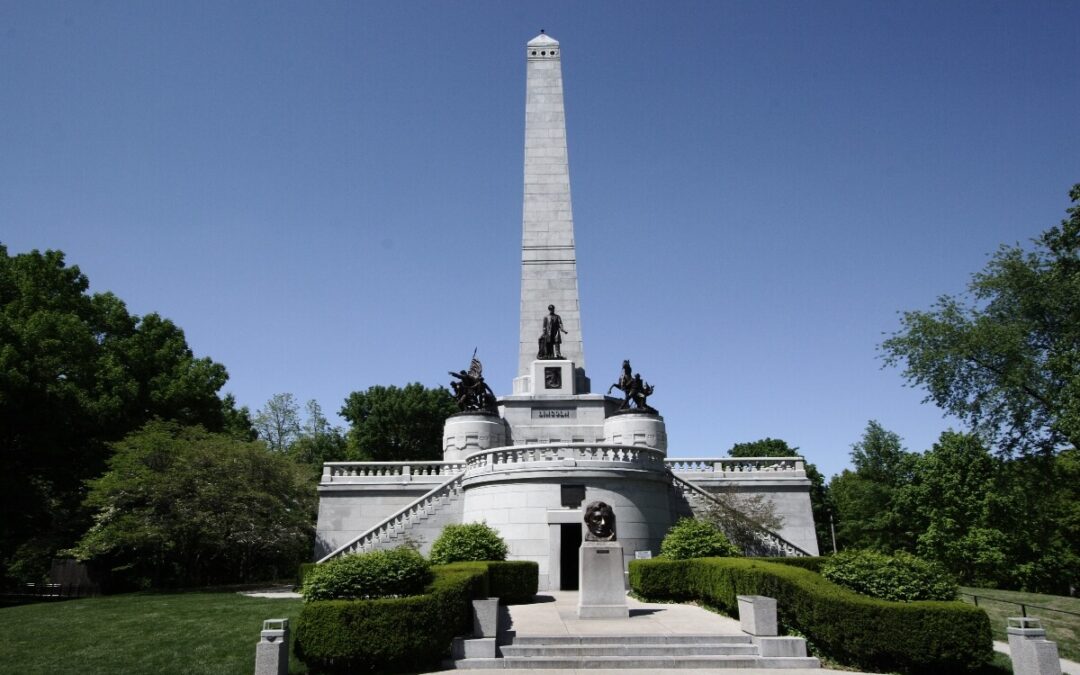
[0,591,305,675]
[959,586,1080,663]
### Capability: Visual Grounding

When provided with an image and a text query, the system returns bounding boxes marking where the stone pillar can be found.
[516,32,588,394]
[443,413,507,461]
[577,541,629,618]
[1007,617,1062,675]
[737,595,778,636]
[254,618,289,675]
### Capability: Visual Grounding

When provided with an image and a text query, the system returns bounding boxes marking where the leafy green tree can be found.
[67,421,315,588]
[253,392,302,452]
[340,383,456,461]
[0,247,232,582]
[289,399,347,466]
[905,431,1009,587]
[882,185,1080,456]
[728,438,831,553]
[829,421,920,552]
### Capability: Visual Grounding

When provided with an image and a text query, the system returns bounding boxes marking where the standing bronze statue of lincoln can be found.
[538,304,568,359]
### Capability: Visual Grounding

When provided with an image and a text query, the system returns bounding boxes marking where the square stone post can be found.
[1007,617,1062,675]
[254,618,289,675]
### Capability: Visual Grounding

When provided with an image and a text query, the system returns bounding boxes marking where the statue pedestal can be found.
[603,411,667,455]
[577,541,629,619]
[443,412,507,461]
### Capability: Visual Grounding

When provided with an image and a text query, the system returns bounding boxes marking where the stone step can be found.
[501,644,758,657]
[509,634,751,646]
[457,655,820,669]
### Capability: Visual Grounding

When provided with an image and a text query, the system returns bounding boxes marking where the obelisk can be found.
[514,32,589,395]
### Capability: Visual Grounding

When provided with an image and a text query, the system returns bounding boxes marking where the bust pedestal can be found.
[577,541,629,619]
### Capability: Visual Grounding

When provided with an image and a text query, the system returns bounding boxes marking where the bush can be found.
[487,560,539,604]
[660,518,739,559]
[300,547,432,601]
[295,563,488,673]
[297,562,316,588]
[429,523,508,564]
[822,549,958,602]
[629,557,991,673]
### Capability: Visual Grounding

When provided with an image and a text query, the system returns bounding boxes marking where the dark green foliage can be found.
[297,562,317,588]
[751,556,826,573]
[487,560,539,603]
[66,421,315,589]
[629,557,992,673]
[0,247,234,583]
[340,383,456,461]
[822,549,958,602]
[300,547,432,601]
[660,518,739,559]
[429,522,509,565]
[295,563,488,673]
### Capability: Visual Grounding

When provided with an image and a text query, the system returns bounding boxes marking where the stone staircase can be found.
[317,473,465,561]
[670,473,811,558]
[454,634,820,669]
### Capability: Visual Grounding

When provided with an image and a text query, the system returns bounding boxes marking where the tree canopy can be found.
[882,184,1080,456]
[0,246,238,582]
[68,421,315,588]
[340,383,456,461]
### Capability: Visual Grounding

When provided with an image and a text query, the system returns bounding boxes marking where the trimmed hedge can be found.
[295,560,538,672]
[751,556,826,573]
[295,563,488,673]
[487,560,539,604]
[629,557,992,673]
[822,549,958,602]
[300,547,432,601]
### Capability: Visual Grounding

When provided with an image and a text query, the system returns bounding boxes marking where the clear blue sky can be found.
[3,2,1078,478]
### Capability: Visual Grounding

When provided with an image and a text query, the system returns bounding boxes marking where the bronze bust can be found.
[583,501,616,541]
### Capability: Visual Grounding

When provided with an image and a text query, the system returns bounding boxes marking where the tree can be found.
[882,184,1080,456]
[0,246,233,582]
[67,421,316,588]
[728,438,831,553]
[906,431,1009,587]
[340,384,456,461]
[828,421,920,552]
[289,399,347,466]
[253,393,302,452]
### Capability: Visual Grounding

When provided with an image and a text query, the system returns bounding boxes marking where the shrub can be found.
[822,549,958,602]
[300,547,432,601]
[487,560,539,603]
[660,518,739,559]
[296,562,316,588]
[295,563,488,673]
[430,522,508,564]
[629,557,991,673]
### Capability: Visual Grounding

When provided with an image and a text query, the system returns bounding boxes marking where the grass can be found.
[959,585,1080,663]
[0,591,305,674]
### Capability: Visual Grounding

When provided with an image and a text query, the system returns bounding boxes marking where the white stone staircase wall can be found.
[318,474,465,561]
[669,473,811,558]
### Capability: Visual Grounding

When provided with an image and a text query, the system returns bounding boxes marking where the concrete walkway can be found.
[428,591,879,674]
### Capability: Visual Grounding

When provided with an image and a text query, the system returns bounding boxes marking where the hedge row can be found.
[750,556,826,573]
[487,560,539,604]
[629,557,992,673]
[294,560,538,673]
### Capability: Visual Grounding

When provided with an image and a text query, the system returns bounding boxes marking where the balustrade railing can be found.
[665,457,805,474]
[464,443,667,474]
[322,461,466,482]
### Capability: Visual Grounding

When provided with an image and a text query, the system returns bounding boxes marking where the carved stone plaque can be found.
[544,367,562,389]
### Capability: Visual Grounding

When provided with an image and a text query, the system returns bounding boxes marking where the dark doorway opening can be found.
[560,523,581,590]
